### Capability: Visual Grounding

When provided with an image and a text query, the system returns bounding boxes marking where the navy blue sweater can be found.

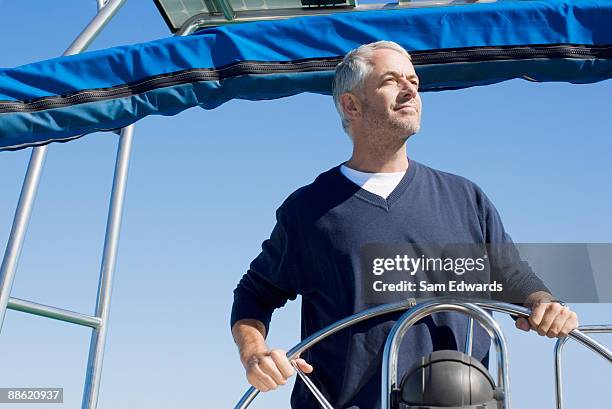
[231,159,549,409]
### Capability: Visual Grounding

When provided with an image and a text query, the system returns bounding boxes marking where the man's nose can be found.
[399,78,418,98]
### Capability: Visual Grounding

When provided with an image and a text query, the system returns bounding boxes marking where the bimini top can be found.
[0,0,611,151]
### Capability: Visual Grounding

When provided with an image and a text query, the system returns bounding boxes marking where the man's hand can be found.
[232,319,313,392]
[515,291,579,338]
[244,350,313,392]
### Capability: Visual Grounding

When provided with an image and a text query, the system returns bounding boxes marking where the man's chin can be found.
[397,122,420,139]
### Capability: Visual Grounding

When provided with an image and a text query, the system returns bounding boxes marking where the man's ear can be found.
[340,92,362,122]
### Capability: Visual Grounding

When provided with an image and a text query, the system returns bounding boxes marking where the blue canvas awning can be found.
[0,0,611,151]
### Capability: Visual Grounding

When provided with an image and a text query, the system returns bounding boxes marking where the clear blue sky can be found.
[0,1,610,408]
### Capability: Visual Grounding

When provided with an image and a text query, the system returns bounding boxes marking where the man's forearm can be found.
[232,318,268,366]
[231,318,312,391]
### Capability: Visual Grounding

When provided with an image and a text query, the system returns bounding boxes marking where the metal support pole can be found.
[65,0,126,56]
[465,316,474,355]
[80,15,196,409]
[0,0,127,336]
[81,124,134,409]
[0,148,47,332]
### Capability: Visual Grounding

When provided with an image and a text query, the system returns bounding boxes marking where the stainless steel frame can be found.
[0,3,205,407]
[81,124,134,409]
[0,2,128,409]
[0,0,127,336]
[7,297,102,328]
[234,298,612,409]
[554,324,612,409]
[381,300,510,409]
[175,0,496,34]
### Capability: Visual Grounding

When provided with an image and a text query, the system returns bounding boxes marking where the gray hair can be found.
[332,41,412,135]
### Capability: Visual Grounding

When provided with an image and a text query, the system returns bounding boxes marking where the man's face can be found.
[357,48,422,138]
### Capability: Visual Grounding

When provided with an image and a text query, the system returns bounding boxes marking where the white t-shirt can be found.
[340,164,406,199]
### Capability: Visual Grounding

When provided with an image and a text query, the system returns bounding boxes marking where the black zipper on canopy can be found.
[414,43,611,64]
[1,43,610,114]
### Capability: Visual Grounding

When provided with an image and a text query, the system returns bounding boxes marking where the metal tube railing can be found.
[554,324,612,409]
[0,0,127,338]
[234,298,612,409]
[80,124,134,409]
[79,19,203,409]
[0,147,48,332]
[65,0,126,56]
[381,301,510,409]
[481,304,611,363]
[7,297,101,328]
[0,3,128,409]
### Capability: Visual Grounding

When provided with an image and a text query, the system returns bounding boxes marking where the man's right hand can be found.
[232,319,314,392]
[244,349,313,392]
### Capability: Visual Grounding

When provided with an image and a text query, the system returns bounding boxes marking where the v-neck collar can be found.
[335,158,418,211]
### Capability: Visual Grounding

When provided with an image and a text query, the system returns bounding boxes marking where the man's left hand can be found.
[515,291,579,338]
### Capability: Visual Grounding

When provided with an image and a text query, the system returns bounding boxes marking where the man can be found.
[231,41,578,408]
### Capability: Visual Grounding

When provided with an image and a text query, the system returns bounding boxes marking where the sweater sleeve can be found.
[230,207,301,336]
[477,188,551,304]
